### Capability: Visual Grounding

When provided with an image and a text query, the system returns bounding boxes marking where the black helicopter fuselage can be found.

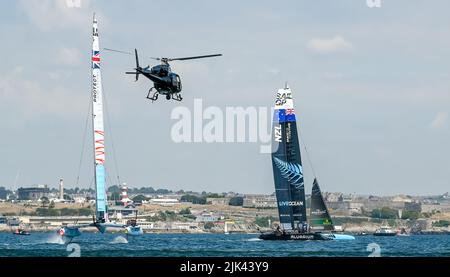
[121,48,221,102]
[137,64,182,95]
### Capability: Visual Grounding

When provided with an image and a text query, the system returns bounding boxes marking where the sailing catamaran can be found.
[259,85,354,241]
[57,14,142,240]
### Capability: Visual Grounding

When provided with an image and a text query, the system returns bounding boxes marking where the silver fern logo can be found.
[273,157,303,188]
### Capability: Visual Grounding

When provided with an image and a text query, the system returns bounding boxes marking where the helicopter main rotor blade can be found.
[169,54,222,61]
[104,48,133,55]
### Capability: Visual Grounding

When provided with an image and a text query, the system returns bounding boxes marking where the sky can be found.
[0,0,449,195]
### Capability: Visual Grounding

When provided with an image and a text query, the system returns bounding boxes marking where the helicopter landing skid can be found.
[172,93,183,101]
[146,88,159,103]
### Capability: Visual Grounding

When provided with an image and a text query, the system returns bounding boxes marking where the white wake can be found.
[110,235,128,244]
[45,233,66,244]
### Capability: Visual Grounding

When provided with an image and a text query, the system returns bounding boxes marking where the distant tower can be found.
[120,183,132,206]
[59,178,64,200]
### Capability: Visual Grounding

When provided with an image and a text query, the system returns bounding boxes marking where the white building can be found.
[207,197,230,206]
[243,195,277,208]
[195,212,219,222]
[148,198,179,206]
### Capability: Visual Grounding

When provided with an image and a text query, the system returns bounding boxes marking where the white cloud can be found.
[323,72,349,80]
[307,35,353,54]
[49,72,60,80]
[0,67,86,120]
[18,0,93,31]
[56,48,83,66]
[430,111,448,129]
[266,68,280,75]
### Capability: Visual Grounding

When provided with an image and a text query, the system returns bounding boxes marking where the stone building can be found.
[17,185,50,201]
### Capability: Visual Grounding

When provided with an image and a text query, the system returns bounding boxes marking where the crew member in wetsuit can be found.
[301,222,308,233]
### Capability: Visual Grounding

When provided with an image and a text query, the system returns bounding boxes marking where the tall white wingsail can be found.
[92,14,107,223]
[57,14,145,239]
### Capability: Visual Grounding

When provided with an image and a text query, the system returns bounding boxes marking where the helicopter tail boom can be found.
[125,71,140,81]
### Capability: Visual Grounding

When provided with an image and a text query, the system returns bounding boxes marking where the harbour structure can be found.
[120,183,133,206]
[59,178,64,200]
[17,186,49,201]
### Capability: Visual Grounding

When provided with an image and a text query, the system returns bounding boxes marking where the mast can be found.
[310,178,334,231]
[271,86,307,230]
[92,14,107,223]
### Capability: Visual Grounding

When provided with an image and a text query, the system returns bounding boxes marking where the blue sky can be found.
[0,0,449,195]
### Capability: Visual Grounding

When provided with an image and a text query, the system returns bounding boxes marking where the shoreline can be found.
[1,228,449,235]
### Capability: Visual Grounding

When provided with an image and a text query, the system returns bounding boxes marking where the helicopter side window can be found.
[160,67,168,77]
[151,65,162,74]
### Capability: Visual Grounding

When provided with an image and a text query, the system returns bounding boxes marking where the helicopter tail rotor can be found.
[125,49,141,81]
[134,49,140,69]
[125,70,140,82]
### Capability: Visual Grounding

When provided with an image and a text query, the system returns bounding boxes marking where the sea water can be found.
[0,233,449,257]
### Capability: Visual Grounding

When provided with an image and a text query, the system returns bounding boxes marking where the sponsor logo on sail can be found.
[92,76,98,102]
[279,201,304,207]
[286,123,291,143]
[311,209,327,215]
[92,75,98,102]
[275,91,292,107]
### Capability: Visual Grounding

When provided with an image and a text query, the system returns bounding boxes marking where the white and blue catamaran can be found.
[58,14,143,241]
[259,85,354,241]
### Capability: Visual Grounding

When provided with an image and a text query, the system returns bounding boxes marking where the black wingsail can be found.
[310,178,334,231]
[271,86,307,230]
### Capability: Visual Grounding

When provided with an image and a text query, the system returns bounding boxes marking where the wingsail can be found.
[92,14,107,223]
[271,85,307,230]
[57,14,143,239]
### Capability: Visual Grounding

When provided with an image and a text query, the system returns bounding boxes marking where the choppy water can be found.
[0,232,449,257]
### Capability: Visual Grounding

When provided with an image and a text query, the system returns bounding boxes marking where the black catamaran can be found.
[259,85,354,241]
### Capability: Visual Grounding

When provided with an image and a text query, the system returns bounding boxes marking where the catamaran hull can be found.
[373,233,397,237]
[259,232,330,241]
[12,232,30,236]
[58,227,82,238]
[259,232,356,241]
[125,226,144,236]
[320,233,356,240]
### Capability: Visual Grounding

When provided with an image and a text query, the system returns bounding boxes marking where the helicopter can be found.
[111,49,222,102]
